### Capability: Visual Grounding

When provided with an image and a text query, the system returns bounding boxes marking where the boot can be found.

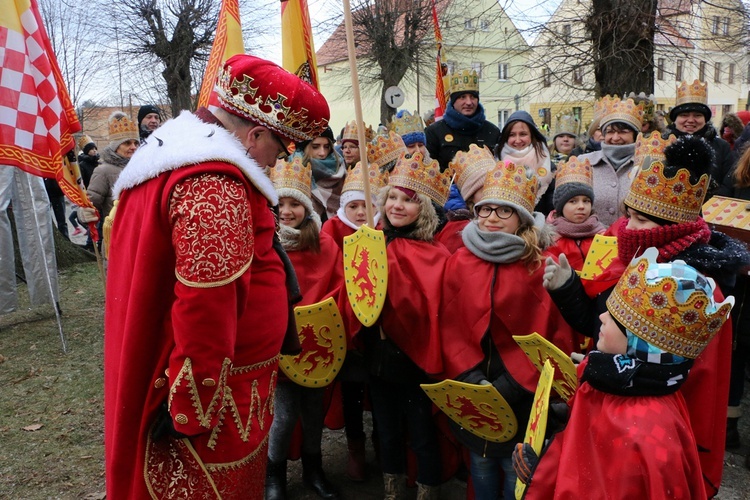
[727,417,741,449]
[302,453,340,499]
[346,436,367,481]
[264,459,287,500]
[416,482,441,500]
[383,473,406,500]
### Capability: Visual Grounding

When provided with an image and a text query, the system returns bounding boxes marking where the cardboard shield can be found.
[515,360,554,500]
[579,234,618,280]
[421,380,517,443]
[279,297,347,388]
[343,225,388,326]
[514,332,578,402]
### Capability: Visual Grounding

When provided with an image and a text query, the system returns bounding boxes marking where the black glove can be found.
[151,402,189,441]
[512,442,539,485]
[546,400,571,436]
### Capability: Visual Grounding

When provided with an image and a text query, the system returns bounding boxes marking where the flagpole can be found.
[342,0,374,228]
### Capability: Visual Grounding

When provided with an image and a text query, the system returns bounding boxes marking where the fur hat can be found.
[107,111,138,150]
[137,104,161,126]
[552,156,594,215]
[216,54,330,143]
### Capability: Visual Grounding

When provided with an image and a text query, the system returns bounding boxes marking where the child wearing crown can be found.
[361,151,452,498]
[438,161,577,500]
[265,156,347,500]
[545,156,606,272]
[543,134,750,496]
[516,248,734,499]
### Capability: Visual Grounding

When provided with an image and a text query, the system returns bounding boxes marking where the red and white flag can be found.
[0,0,90,207]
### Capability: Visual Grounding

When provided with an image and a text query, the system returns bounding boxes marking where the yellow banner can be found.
[197,0,244,108]
[280,0,319,89]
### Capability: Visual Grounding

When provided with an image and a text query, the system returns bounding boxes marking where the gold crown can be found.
[624,143,708,224]
[632,132,677,171]
[606,248,734,359]
[342,162,388,194]
[388,110,424,138]
[367,131,407,169]
[675,79,708,106]
[270,155,312,199]
[592,99,606,124]
[388,152,451,206]
[108,112,138,143]
[627,92,657,122]
[598,95,645,132]
[448,69,479,97]
[554,110,580,137]
[341,120,375,144]
[555,156,593,189]
[449,144,495,192]
[77,135,94,151]
[480,161,538,215]
[216,65,328,142]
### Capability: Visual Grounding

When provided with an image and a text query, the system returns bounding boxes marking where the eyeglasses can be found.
[476,205,515,219]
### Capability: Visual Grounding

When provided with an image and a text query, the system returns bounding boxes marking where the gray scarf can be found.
[461,220,527,263]
[601,143,635,171]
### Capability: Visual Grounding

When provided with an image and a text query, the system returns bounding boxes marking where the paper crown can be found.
[555,156,593,189]
[367,131,407,169]
[631,132,677,171]
[341,120,375,144]
[343,161,388,194]
[627,92,657,122]
[480,160,538,215]
[77,134,94,151]
[448,69,479,97]
[388,110,425,141]
[675,79,708,106]
[592,98,606,125]
[625,133,707,224]
[388,152,451,206]
[270,155,312,199]
[597,95,645,132]
[216,54,330,143]
[449,144,495,192]
[606,248,734,360]
[108,112,138,144]
[554,110,580,138]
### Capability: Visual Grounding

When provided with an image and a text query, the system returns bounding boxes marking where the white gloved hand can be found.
[570,352,585,365]
[542,254,572,291]
[77,207,99,224]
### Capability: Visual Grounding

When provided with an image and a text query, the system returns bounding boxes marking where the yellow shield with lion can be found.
[514,332,578,402]
[343,224,388,327]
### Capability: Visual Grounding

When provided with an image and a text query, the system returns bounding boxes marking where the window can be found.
[712,16,720,34]
[573,107,582,122]
[464,18,473,30]
[543,68,551,87]
[657,58,665,81]
[714,62,722,83]
[723,104,733,116]
[498,109,511,128]
[498,63,509,81]
[481,19,490,31]
[723,17,730,35]
[562,24,571,43]
[699,61,706,82]
[472,62,484,79]
[657,103,665,112]
[729,63,736,84]
[572,67,584,85]
[676,60,683,81]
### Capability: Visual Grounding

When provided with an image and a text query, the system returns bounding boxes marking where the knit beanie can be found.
[83,142,97,155]
[552,182,594,215]
[137,105,161,126]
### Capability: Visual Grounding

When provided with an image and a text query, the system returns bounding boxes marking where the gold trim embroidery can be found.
[176,257,253,289]
[169,357,232,428]
[204,433,269,472]
[230,354,280,375]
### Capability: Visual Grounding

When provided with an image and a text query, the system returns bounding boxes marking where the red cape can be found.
[435,219,469,254]
[381,238,451,376]
[546,235,595,272]
[526,359,706,500]
[440,248,579,391]
[320,215,356,250]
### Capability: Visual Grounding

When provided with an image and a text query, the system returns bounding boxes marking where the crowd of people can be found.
[58,55,750,499]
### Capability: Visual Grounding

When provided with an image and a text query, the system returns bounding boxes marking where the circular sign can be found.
[384,86,405,109]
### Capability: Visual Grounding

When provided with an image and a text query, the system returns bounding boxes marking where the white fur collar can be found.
[113,111,277,204]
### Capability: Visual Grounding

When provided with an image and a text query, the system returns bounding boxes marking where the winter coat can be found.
[87,147,127,218]
[77,152,100,188]
[425,119,501,172]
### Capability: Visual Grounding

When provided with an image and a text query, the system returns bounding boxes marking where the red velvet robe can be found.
[434,219,469,254]
[440,249,578,391]
[105,162,286,499]
[525,359,706,500]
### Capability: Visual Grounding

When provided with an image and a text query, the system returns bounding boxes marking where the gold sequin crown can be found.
[108,112,138,143]
[367,131,407,169]
[675,80,708,106]
[343,162,388,194]
[481,161,538,215]
[448,69,479,97]
[632,132,677,171]
[341,120,375,144]
[598,95,645,132]
[388,110,424,138]
[389,152,451,206]
[270,155,312,199]
[449,144,495,192]
[625,134,706,224]
[606,248,734,359]
[556,156,592,189]
[554,110,580,137]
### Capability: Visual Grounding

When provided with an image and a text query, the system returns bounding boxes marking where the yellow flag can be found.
[197,0,244,108]
[280,0,319,89]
